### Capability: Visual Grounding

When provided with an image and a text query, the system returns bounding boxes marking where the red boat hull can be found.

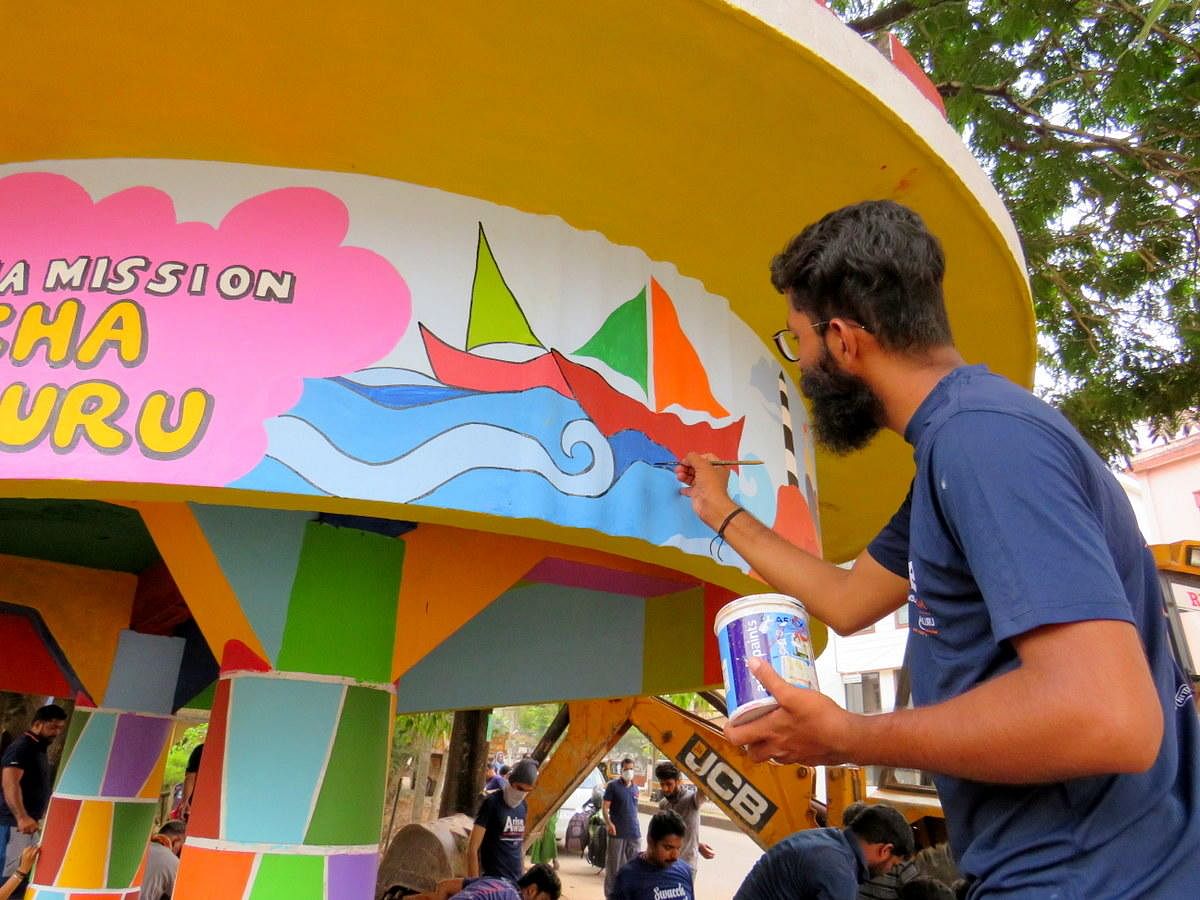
[421,325,744,463]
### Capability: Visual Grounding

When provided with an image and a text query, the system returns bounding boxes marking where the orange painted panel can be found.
[174,845,255,900]
[392,526,546,678]
[0,554,133,699]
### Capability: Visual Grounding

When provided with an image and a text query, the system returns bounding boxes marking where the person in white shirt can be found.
[142,820,185,900]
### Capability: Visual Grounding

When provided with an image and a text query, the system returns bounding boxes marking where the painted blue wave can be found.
[234,373,724,551]
[332,376,476,408]
[261,416,614,500]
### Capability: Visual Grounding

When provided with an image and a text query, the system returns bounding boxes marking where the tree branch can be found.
[1097,0,1200,63]
[848,0,963,35]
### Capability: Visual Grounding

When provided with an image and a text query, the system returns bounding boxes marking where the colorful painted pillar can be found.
[30,630,185,900]
[138,505,402,899]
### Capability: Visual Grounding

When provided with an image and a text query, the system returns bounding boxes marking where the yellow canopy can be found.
[3,0,1034,563]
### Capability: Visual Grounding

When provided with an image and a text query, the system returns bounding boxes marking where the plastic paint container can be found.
[714,593,817,726]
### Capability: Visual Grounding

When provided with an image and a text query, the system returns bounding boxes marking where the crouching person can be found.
[735,804,915,900]
[408,862,561,900]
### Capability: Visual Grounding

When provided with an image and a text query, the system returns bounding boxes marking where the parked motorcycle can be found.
[583,787,607,869]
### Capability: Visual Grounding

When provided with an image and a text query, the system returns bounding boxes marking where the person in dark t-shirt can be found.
[468,759,539,881]
[0,704,68,880]
[679,199,1200,897]
[612,810,694,900]
[484,764,509,793]
[734,805,914,900]
[179,743,203,820]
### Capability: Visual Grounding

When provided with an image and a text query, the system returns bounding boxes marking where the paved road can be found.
[552,811,762,899]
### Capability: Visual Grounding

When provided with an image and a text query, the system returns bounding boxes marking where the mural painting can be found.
[0,161,821,569]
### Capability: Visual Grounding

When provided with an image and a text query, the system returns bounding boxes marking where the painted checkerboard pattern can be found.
[175,671,391,897]
[32,708,171,894]
[173,847,377,900]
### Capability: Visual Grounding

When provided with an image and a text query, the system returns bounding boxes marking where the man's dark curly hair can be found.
[770,199,953,353]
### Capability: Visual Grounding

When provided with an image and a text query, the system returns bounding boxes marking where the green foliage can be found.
[515,703,559,736]
[163,723,207,790]
[389,712,452,778]
[831,0,1200,458]
[662,693,701,712]
[394,711,453,747]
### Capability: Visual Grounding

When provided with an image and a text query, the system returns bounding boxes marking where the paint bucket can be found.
[714,593,817,726]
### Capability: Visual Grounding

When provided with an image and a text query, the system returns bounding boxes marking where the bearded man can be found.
[676,200,1200,898]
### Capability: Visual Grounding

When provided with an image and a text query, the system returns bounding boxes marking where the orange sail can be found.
[650,278,730,419]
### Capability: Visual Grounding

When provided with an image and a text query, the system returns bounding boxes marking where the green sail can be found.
[465,223,543,350]
[572,286,649,395]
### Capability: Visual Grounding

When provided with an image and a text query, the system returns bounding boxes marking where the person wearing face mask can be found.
[654,762,714,879]
[468,759,538,881]
[601,758,641,899]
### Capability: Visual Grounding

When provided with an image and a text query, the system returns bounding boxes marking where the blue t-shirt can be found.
[612,856,695,900]
[604,779,641,839]
[473,790,526,882]
[454,877,520,899]
[868,365,1200,898]
[733,827,867,900]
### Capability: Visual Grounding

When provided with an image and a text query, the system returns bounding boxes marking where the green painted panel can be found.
[276,523,403,682]
[641,588,705,694]
[247,853,324,900]
[304,686,391,845]
[108,801,158,888]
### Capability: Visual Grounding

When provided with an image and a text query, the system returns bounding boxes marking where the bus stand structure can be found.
[1,2,1033,897]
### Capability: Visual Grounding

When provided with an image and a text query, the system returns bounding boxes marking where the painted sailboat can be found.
[419,224,745,463]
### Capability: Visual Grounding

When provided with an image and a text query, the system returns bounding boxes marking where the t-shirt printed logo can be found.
[909,560,939,636]
[1176,683,1194,708]
[653,887,688,899]
[502,815,524,841]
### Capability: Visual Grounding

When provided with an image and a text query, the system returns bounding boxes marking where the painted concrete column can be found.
[30,631,185,900]
[141,507,404,899]
[174,669,392,898]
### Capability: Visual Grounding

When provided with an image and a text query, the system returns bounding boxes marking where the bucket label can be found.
[718,610,814,713]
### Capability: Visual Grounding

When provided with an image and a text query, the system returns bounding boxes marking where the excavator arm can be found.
[525,695,822,850]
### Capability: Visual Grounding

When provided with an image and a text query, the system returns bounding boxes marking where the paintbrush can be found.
[651,459,764,469]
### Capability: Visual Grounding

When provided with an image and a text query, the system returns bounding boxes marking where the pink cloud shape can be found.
[0,172,411,485]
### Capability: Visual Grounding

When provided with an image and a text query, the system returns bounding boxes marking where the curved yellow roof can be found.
[3,0,1033,563]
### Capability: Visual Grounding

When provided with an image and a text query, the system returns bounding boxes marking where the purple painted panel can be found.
[100,713,173,797]
[326,852,378,899]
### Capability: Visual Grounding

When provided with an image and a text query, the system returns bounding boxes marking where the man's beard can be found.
[800,346,885,454]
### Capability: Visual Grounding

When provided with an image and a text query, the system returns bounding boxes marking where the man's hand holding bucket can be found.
[725,658,852,767]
